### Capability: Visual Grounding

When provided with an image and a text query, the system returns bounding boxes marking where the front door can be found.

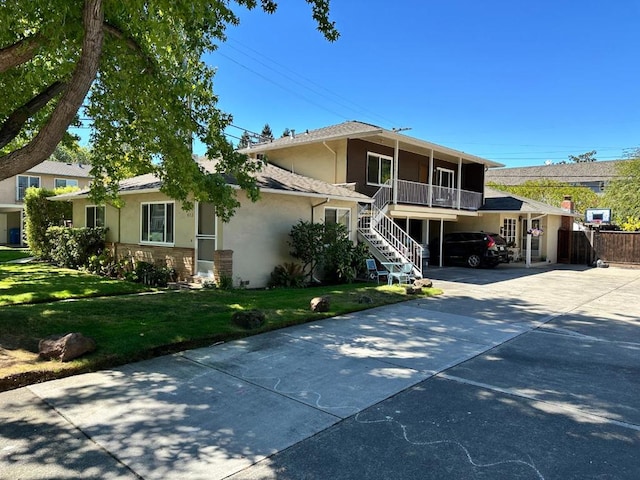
[195,202,216,277]
[522,219,541,258]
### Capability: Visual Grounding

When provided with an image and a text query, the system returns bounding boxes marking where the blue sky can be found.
[204,0,640,167]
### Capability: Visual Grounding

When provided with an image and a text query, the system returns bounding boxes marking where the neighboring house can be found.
[54,160,371,288]
[241,121,504,272]
[458,187,579,265]
[485,160,624,194]
[0,160,92,244]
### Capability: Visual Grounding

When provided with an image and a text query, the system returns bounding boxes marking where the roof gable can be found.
[26,160,92,178]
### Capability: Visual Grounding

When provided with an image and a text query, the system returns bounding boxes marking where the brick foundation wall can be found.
[107,242,195,281]
[213,250,233,284]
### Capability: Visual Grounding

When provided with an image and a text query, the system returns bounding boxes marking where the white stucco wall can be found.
[264,139,347,184]
[220,190,358,288]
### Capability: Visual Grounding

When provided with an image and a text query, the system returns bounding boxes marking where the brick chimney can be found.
[561,195,574,213]
[560,195,574,230]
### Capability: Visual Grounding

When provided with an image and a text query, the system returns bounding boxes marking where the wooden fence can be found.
[558,230,640,265]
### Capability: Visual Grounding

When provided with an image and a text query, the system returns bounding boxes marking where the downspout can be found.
[311,198,331,223]
[323,141,338,184]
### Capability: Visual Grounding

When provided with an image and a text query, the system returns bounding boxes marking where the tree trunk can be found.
[0,0,104,180]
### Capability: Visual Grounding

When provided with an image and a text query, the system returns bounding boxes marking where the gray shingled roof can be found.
[55,160,372,203]
[27,160,92,178]
[241,120,502,167]
[481,187,577,215]
[243,121,382,150]
[485,160,623,185]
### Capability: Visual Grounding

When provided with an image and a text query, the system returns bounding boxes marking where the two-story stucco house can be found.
[0,160,92,244]
[241,121,505,273]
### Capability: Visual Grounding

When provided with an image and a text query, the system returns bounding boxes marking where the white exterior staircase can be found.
[357,185,423,278]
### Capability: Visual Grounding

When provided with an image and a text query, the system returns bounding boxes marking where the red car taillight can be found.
[486,235,496,248]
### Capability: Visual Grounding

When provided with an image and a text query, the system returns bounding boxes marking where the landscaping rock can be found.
[231,310,266,330]
[405,286,423,295]
[310,296,330,312]
[39,333,96,362]
[358,295,373,304]
[413,278,433,288]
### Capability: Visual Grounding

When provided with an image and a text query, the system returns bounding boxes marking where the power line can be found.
[223,38,400,128]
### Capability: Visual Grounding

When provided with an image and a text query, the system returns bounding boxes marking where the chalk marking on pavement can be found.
[355,411,545,480]
[181,352,358,415]
[438,373,640,432]
[534,326,640,347]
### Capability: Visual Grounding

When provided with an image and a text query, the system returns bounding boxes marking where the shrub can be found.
[24,187,73,258]
[268,262,306,288]
[216,273,234,290]
[132,261,176,287]
[45,227,107,269]
[288,221,368,285]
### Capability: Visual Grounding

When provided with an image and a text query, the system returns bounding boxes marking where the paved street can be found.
[2,265,639,479]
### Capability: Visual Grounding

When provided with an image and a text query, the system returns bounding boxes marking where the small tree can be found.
[237,131,252,149]
[260,124,274,143]
[289,220,325,283]
[24,187,73,258]
[289,220,366,284]
[568,150,597,163]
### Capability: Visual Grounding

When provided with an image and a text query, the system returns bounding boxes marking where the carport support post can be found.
[526,213,532,268]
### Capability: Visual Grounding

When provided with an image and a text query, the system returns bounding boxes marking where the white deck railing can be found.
[395,179,483,210]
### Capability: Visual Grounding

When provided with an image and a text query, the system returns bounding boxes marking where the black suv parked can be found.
[430,231,509,268]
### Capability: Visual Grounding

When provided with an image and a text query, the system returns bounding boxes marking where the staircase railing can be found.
[359,183,423,276]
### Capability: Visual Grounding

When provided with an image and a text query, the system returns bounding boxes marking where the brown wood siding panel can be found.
[347,139,394,197]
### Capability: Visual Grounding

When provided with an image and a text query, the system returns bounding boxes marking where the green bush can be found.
[132,261,176,287]
[288,221,368,285]
[24,187,73,258]
[269,262,306,288]
[45,227,107,269]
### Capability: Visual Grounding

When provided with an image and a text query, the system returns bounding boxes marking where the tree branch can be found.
[0,81,66,149]
[0,33,42,73]
[0,0,104,180]
[103,22,154,73]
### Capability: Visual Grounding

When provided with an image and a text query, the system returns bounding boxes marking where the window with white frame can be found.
[16,175,40,201]
[55,178,79,189]
[86,206,105,228]
[502,218,517,245]
[141,202,174,244]
[324,207,351,235]
[366,152,392,186]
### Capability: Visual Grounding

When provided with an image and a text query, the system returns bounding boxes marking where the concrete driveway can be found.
[1,265,639,479]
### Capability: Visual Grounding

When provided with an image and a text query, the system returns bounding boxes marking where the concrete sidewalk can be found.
[2,265,640,479]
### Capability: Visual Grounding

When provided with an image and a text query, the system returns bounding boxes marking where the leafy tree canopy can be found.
[50,143,92,165]
[0,0,338,220]
[567,150,597,163]
[602,150,640,229]
[487,179,600,216]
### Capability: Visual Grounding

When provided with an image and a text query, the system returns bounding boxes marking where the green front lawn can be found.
[0,261,442,391]
[0,246,32,263]
[0,262,152,306]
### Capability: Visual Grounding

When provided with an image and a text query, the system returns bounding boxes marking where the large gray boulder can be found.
[310,296,330,312]
[39,333,96,362]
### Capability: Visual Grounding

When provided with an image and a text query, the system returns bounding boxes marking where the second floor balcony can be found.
[376,179,483,211]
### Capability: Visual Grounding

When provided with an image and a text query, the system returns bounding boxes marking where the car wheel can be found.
[467,254,482,268]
